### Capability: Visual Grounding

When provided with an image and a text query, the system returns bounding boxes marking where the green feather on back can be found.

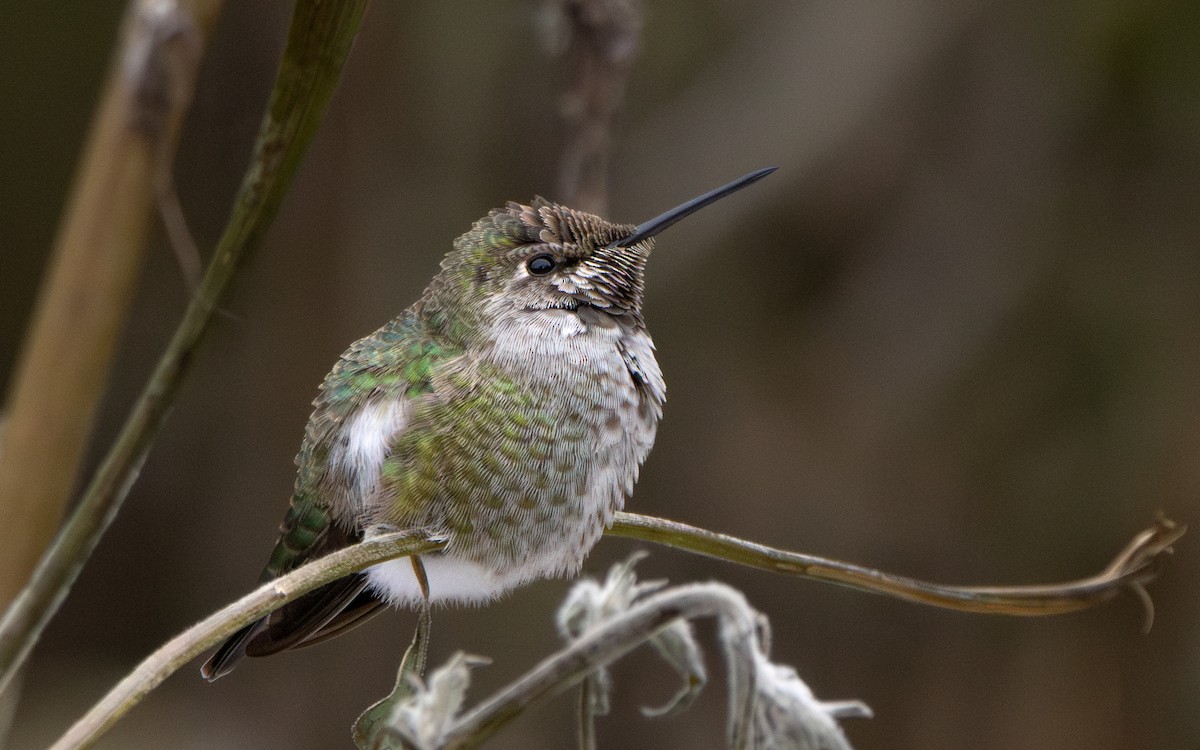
[259,311,460,582]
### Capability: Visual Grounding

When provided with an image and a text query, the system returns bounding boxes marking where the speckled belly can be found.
[368,309,663,605]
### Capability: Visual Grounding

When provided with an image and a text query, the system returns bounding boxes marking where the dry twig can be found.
[542,0,642,213]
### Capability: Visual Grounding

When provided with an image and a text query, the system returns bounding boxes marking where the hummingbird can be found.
[201,167,775,680]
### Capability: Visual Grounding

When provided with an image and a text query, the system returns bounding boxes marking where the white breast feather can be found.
[330,399,408,513]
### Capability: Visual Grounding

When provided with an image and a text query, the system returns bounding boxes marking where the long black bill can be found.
[609,166,777,248]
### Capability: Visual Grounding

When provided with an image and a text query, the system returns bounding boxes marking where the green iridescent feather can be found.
[260,311,461,582]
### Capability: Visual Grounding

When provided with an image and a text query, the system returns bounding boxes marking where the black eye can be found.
[527,254,556,275]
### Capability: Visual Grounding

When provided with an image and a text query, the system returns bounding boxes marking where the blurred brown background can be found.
[3,1,1198,748]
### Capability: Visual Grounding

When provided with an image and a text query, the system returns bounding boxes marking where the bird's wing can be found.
[202,313,456,680]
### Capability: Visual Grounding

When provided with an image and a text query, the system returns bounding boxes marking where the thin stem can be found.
[577,678,597,750]
[410,556,432,677]
[0,0,370,696]
[354,590,435,750]
[608,512,1184,617]
[49,531,442,750]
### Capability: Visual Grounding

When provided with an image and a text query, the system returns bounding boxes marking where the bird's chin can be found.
[524,299,581,313]
[522,301,625,329]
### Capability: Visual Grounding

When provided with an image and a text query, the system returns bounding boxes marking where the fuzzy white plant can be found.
[748,619,871,749]
[557,551,707,720]
[373,554,871,749]
[377,651,490,750]
[559,555,870,749]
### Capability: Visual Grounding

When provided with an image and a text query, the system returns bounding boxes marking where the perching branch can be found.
[48,531,442,750]
[48,511,1181,749]
[609,512,1184,623]
[0,0,370,697]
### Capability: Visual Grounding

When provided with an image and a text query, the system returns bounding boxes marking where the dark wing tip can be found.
[201,617,267,682]
[240,574,376,658]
